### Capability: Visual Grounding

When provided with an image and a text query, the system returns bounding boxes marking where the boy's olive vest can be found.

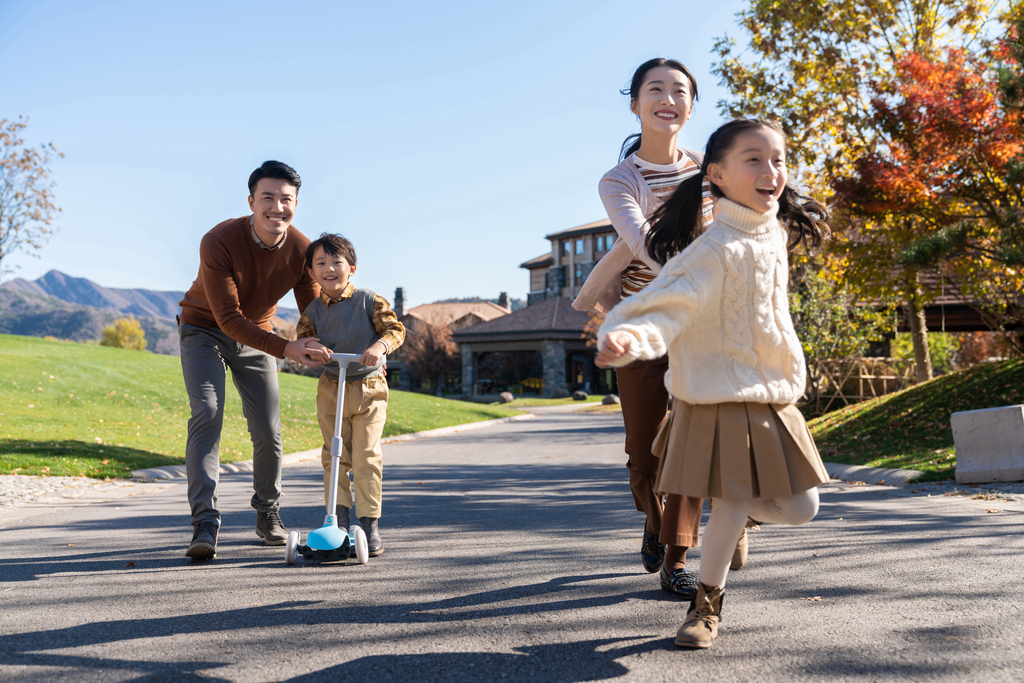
[302,289,384,382]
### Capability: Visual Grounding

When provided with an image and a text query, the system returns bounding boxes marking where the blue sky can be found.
[1,0,748,309]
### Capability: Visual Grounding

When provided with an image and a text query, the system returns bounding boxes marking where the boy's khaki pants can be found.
[316,373,388,519]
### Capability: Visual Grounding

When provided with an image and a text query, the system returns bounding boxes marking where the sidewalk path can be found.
[1,409,1023,682]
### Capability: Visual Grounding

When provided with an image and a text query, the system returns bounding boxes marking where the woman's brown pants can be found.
[616,356,702,548]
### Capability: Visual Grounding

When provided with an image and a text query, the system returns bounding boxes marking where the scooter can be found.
[285,352,369,565]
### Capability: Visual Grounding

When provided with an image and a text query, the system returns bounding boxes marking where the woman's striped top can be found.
[621,152,714,299]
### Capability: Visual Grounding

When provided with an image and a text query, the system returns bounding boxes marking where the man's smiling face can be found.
[247,178,297,246]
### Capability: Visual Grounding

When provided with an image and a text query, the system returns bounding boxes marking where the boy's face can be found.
[310,245,356,296]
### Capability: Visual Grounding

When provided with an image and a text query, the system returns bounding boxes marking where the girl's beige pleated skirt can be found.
[653,401,829,500]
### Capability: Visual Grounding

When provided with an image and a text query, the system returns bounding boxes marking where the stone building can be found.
[522,218,618,305]
[453,296,613,398]
[453,218,622,398]
[387,288,511,392]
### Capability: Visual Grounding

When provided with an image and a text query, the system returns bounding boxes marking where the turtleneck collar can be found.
[714,197,780,236]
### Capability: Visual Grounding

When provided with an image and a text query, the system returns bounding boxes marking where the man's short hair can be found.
[306,233,357,270]
[248,160,301,196]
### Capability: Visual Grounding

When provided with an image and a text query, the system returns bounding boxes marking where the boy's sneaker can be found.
[641,527,666,573]
[255,509,288,545]
[660,565,698,600]
[360,517,383,557]
[186,521,218,560]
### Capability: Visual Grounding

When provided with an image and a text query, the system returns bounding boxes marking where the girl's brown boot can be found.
[674,583,724,649]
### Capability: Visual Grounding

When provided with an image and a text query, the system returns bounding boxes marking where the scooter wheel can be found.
[285,529,299,565]
[353,525,369,565]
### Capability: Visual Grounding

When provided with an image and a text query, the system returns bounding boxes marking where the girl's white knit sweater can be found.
[598,198,806,406]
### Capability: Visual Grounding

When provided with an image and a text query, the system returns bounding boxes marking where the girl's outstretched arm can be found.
[596,242,719,366]
[595,330,633,367]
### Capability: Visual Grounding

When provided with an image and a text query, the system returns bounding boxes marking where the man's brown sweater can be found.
[178,216,319,358]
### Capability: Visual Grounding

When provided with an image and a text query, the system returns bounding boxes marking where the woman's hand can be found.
[595,331,633,367]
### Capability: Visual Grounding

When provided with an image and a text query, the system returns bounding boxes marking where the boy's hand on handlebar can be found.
[595,331,632,367]
[360,340,388,367]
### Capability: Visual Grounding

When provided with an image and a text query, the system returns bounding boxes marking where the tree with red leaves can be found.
[832,20,1024,355]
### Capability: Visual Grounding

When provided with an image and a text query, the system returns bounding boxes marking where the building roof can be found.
[519,253,553,270]
[545,218,613,241]
[403,301,509,328]
[452,296,593,342]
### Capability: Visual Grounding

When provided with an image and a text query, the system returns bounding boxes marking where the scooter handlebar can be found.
[329,353,364,365]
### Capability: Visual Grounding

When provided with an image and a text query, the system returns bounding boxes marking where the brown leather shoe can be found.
[255,509,288,545]
[186,521,218,560]
[675,583,724,649]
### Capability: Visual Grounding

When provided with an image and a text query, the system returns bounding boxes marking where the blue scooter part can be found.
[306,514,349,551]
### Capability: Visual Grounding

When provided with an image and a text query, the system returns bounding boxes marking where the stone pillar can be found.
[541,339,567,398]
[461,344,475,396]
[394,287,405,319]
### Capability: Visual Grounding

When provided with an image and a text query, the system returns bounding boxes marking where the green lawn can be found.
[0,334,521,479]
[808,359,1024,482]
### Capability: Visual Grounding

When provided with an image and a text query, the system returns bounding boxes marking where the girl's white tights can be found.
[698,488,820,589]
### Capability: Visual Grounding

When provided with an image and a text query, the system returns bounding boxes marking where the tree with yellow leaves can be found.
[101,317,147,351]
[713,0,1001,380]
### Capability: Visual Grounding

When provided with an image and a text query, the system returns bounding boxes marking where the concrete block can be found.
[951,404,1024,484]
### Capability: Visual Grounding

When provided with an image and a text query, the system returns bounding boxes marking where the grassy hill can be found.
[808,359,1024,482]
[0,334,521,478]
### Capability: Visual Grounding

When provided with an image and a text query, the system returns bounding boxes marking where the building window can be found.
[575,239,584,255]
[575,262,594,284]
[562,241,570,256]
[596,235,610,251]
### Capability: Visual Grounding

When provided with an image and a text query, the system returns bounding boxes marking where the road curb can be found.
[821,462,924,487]
[131,412,535,481]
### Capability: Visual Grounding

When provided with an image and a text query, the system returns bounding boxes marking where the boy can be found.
[296,233,405,556]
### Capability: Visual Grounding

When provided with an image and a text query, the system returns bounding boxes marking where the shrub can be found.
[100,317,147,351]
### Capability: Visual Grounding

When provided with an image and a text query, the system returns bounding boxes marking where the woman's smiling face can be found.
[630,66,693,138]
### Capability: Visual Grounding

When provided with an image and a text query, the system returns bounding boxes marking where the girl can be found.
[596,119,831,649]
[574,58,732,600]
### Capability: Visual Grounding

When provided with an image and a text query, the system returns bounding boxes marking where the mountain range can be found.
[1,270,300,322]
[0,270,300,355]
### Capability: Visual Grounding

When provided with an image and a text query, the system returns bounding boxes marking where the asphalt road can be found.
[2,407,1023,682]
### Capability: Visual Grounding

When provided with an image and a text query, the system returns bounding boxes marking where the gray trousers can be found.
[179,323,283,526]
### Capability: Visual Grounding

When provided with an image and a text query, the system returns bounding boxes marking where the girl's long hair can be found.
[619,58,700,161]
[646,119,830,264]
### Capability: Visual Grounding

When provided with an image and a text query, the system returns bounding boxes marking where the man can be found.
[177,160,328,560]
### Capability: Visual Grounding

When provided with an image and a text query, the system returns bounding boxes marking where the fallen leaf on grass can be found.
[125,562,136,567]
